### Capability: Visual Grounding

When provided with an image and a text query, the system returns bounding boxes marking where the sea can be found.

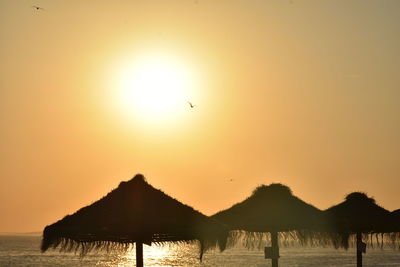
[1,235,399,267]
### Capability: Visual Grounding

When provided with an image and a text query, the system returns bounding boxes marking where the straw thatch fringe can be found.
[42,235,211,257]
[42,232,225,260]
[44,237,134,257]
[225,230,328,250]
[383,232,400,250]
[222,230,400,252]
[302,231,400,250]
[47,231,399,257]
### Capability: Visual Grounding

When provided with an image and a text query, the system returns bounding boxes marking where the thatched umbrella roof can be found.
[322,192,392,249]
[212,183,323,248]
[41,174,228,260]
[213,183,323,233]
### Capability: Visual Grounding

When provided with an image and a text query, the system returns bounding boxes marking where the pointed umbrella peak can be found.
[119,173,147,185]
[132,173,147,181]
[252,183,292,198]
[116,174,149,193]
[345,192,376,204]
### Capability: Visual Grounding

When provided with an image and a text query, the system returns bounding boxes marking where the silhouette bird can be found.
[32,5,45,11]
[229,178,234,182]
[187,101,196,108]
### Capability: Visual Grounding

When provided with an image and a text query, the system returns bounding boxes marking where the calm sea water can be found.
[1,235,399,267]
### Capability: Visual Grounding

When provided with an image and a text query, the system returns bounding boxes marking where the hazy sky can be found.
[1,0,399,232]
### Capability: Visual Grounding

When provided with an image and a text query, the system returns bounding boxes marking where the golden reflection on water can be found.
[124,244,170,266]
[112,243,197,267]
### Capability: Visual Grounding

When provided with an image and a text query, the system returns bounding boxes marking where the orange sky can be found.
[1,0,399,232]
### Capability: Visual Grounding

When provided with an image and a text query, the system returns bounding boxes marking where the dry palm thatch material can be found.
[41,174,228,260]
[212,183,324,248]
[321,192,398,249]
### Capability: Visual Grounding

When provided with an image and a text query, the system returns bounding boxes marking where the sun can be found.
[113,52,198,126]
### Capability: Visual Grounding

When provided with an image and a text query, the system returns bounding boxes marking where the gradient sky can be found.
[1,0,399,232]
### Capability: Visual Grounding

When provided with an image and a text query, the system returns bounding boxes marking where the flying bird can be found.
[187,101,196,108]
[32,5,45,11]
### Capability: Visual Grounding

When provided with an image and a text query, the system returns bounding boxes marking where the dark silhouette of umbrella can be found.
[322,192,393,267]
[212,183,323,267]
[41,174,228,266]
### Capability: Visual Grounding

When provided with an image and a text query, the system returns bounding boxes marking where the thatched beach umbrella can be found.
[212,183,323,267]
[42,174,228,266]
[322,192,393,267]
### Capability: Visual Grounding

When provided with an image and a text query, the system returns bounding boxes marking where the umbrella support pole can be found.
[136,242,143,267]
[271,231,279,267]
[356,233,362,267]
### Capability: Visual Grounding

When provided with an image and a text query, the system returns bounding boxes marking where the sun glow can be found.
[121,244,176,266]
[113,52,199,126]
